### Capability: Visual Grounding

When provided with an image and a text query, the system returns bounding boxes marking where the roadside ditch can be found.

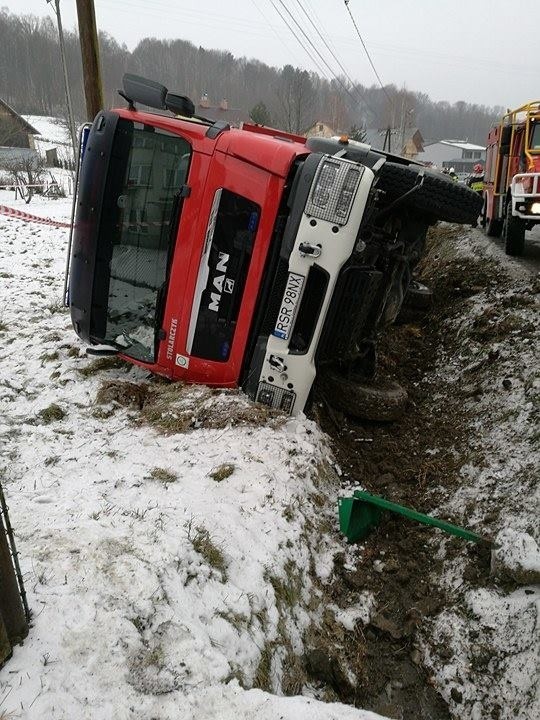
[308,223,539,719]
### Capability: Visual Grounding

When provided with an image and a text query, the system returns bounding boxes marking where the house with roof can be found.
[0,98,40,167]
[365,127,425,159]
[197,93,247,127]
[305,121,337,139]
[416,139,486,173]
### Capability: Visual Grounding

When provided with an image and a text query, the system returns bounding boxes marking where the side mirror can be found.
[86,345,118,357]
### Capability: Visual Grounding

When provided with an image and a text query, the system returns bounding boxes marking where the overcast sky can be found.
[8,0,540,108]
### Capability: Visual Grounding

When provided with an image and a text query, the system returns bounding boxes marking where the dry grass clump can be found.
[209,463,235,482]
[38,403,66,424]
[148,467,177,484]
[95,380,149,410]
[139,383,285,434]
[78,356,127,377]
[191,526,227,579]
[92,377,285,431]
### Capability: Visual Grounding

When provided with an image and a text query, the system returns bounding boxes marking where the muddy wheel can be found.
[502,200,526,256]
[403,280,432,310]
[377,162,483,224]
[485,215,503,237]
[320,372,408,422]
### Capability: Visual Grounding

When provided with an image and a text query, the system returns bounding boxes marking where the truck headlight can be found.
[311,161,339,208]
[306,157,364,225]
[531,202,540,214]
[335,167,361,220]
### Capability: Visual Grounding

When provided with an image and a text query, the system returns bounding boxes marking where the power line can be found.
[267,0,331,79]
[292,0,370,108]
[343,0,393,110]
[268,0,375,116]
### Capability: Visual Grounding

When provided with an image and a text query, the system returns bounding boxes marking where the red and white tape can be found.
[0,205,71,229]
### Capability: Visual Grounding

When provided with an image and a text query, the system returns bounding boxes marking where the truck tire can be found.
[377,162,483,224]
[486,216,503,237]
[319,371,407,422]
[403,280,432,310]
[502,200,526,256]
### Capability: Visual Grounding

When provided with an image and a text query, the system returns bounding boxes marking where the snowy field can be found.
[0,193,384,719]
[1,191,539,719]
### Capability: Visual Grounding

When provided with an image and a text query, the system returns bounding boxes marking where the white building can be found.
[416,140,486,174]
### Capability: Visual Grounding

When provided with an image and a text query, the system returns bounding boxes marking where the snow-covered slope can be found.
[0,193,385,719]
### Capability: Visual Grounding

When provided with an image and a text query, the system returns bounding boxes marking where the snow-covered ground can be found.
[22,115,73,166]
[1,193,538,719]
[419,226,540,719]
[0,193,384,718]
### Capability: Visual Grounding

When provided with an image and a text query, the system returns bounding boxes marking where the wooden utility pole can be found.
[75,0,104,121]
[0,481,29,666]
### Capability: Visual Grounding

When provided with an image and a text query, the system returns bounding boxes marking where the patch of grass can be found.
[224,665,247,688]
[47,300,68,315]
[191,526,227,579]
[469,310,529,342]
[78,356,126,377]
[142,644,165,668]
[91,407,115,420]
[254,643,274,692]
[140,383,285,434]
[40,350,59,363]
[148,467,177,484]
[266,560,302,609]
[0,321,7,332]
[95,380,148,409]
[209,463,235,482]
[67,346,81,358]
[130,616,147,634]
[38,403,66,424]
[216,609,250,631]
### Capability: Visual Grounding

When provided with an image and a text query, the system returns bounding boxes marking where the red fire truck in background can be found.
[483,102,540,255]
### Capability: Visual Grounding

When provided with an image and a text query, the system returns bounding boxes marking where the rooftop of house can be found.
[0,99,40,137]
[427,139,486,151]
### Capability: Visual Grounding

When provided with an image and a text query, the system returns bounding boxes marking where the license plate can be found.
[272,272,305,340]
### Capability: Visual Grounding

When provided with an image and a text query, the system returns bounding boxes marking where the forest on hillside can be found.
[0,8,503,144]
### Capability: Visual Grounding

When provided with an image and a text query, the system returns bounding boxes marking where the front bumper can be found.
[249,156,375,415]
[511,173,540,220]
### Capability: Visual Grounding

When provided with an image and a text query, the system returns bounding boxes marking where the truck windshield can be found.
[529,121,540,151]
[97,120,190,361]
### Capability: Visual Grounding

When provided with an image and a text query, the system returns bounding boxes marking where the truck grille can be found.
[316,265,383,363]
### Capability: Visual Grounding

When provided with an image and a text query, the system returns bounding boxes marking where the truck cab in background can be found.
[483,102,540,255]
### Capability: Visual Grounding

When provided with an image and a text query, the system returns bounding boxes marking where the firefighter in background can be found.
[467,163,484,194]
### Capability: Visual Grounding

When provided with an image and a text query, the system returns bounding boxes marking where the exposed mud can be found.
[307,223,539,719]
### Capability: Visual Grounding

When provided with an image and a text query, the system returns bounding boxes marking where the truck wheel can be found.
[502,200,526,256]
[403,280,432,310]
[485,216,503,237]
[377,162,483,224]
[319,371,408,422]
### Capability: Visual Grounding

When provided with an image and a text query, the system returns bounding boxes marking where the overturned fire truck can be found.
[66,74,481,416]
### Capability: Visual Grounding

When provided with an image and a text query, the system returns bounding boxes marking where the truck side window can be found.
[190,190,260,362]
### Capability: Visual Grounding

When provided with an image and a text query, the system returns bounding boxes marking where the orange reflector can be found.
[339,135,349,144]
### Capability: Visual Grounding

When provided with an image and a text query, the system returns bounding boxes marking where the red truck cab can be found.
[67,75,481,415]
